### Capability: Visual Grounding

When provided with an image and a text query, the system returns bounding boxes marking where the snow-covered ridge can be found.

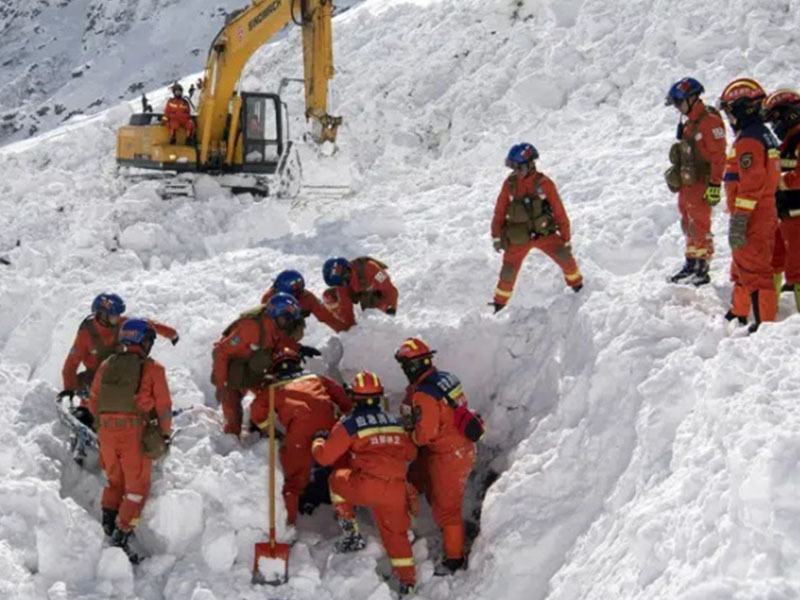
[2,0,800,599]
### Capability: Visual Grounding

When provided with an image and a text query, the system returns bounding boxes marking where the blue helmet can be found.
[273,269,305,297]
[665,77,704,106]
[323,257,351,286]
[119,318,156,346]
[92,293,126,316]
[265,292,301,322]
[505,143,539,168]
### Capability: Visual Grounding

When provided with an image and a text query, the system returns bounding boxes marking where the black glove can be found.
[170,335,180,346]
[385,307,396,316]
[57,389,74,402]
[312,429,329,441]
[163,434,172,451]
[299,345,322,359]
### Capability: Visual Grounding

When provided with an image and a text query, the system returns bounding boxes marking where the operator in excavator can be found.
[162,83,195,145]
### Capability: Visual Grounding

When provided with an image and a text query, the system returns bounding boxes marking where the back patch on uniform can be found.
[739,152,753,169]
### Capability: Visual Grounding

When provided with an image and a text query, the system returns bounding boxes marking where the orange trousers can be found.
[494,234,582,305]
[729,212,777,322]
[330,469,415,585]
[98,421,152,531]
[408,445,475,560]
[771,218,800,285]
[220,389,244,435]
[168,116,194,140]
[678,183,714,260]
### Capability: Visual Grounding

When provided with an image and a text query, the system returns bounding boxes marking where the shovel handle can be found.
[268,385,276,543]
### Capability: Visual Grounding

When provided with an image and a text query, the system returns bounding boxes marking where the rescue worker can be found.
[664,77,727,285]
[491,143,583,312]
[719,78,782,332]
[88,319,172,562]
[162,83,195,145]
[763,89,800,312]
[394,338,477,576]
[249,346,351,525]
[261,269,347,335]
[311,372,417,596]
[320,257,398,330]
[211,293,315,436]
[60,293,178,408]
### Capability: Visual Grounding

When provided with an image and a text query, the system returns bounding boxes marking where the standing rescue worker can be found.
[249,346,351,525]
[162,83,195,145]
[261,269,347,335]
[312,372,417,596]
[763,89,800,312]
[719,78,782,332]
[60,293,178,406]
[88,319,172,562]
[320,257,398,330]
[211,293,311,436]
[664,77,727,285]
[491,143,583,312]
[394,338,478,576]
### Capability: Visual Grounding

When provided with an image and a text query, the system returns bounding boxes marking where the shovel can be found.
[252,385,291,585]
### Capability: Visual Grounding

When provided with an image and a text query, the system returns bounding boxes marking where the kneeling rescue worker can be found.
[312,372,417,596]
[491,143,583,312]
[261,269,347,335]
[718,78,781,332]
[89,319,172,563]
[162,82,195,145]
[395,337,483,576]
[321,256,398,330]
[249,346,352,525]
[664,77,727,285]
[212,293,312,436]
[60,293,178,411]
[763,88,800,312]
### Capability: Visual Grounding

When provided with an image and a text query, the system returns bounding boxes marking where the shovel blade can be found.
[252,542,291,586]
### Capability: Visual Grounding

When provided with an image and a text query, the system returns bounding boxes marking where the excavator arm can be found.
[196,0,340,167]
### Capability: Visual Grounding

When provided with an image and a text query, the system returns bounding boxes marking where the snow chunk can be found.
[96,547,134,596]
[201,517,237,572]
[144,489,204,554]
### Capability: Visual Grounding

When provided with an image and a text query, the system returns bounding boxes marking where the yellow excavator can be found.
[116,0,342,198]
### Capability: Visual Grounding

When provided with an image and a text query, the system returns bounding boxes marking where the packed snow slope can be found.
[2,0,800,599]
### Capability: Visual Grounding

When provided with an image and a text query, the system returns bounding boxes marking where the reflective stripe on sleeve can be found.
[734,197,757,210]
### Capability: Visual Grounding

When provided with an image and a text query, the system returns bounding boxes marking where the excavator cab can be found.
[239,92,285,174]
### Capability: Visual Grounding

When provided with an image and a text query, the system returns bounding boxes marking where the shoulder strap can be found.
[81,317,118,356]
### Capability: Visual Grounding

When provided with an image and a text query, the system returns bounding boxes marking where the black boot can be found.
[668,258,697,283]
[434,557,465,576]
[333,517,366,553]
[111,528,140,564]
[724,310,747,326]
[689,259,710,286]
[781,282,794,293]
[492,302,506,314]
[571,283,583,293]
[748,290,762,335]
[397,581,416,596]
[101,508,118,537]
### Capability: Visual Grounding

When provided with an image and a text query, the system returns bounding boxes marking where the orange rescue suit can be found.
[312,404,417,586]
[62,316,178,393]
[403,368,475,561]
[163,97,195,140]
[211,313,299,435]
[261,288,347,333]
[250,374,352,524]
[771,124,800,289]
[322,258,398,330]
[491,170,583,305]
[723,121,782,322]
[89,354,172,531]
[677,100,727,260]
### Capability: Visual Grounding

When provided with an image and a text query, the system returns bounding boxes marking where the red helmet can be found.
[171,82,183,94]
[271,346,302,376]
[394,337,435,361]
[719,78,766,105]
[350,371,384,397]
[762,88,800,121]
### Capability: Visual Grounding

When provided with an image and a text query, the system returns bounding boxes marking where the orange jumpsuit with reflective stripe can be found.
[491,170,582,305]
[322,258,398,330]
[163,97,195,139]
[403,368,475,561]
[211,313,299,435]
[677,100,727,260]
[261,288,347,333]
[89,354,172,531]
[312,405,417,585]
[770,125,800,289]
[62,316,178,393]
[250,374,351,524]
[723,122,782,322]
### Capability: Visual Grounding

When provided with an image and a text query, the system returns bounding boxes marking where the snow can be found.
[2,0,800,599]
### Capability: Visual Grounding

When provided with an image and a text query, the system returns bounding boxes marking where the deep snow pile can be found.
[2,0,800,599]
